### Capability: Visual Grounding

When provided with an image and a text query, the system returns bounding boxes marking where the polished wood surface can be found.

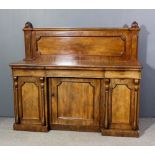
[11,55,141,69]
[10,21,142,137]
[50,78,100,131]
[13,77,48,132]
[38,36,125,56]
[21,21,140,61]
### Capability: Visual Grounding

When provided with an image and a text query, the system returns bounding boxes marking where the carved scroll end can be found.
[13,76,18,88]
[24,21,33,29]
[105,79,110,91]
[40,77,45,88]
[131,21,139,29]
[24,21,33,31]
[134,79,140,91]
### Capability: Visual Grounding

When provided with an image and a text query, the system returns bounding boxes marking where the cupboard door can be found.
[101,79,140,132]
[13,77,48,131]
[50,78,100,131]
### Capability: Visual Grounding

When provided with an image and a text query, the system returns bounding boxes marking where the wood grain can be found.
[38,36,125,56]
[21,82,39,120]
[10,21,141,137]
[13,77,48,131]
[50,78,100,128]
[112,85,130,124]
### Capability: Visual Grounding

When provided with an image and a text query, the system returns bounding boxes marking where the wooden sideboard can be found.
[10,21,142,137]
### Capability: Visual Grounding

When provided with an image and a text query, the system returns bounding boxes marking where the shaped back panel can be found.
[23,22,140,61]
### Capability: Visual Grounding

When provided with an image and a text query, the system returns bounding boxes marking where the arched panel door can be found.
[101,79,140,137]
[50,78,100,131]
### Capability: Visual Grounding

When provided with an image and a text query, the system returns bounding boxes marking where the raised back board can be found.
[23,21,140,62]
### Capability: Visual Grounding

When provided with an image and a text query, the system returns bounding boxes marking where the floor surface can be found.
[0,117,155,146]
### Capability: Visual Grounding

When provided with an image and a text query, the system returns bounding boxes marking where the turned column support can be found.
[13,76,19,124]
[104,79,110,129]
[133,79,140,130]
[40,77,46,126]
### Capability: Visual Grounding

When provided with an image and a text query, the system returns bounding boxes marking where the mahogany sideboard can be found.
[10,21,142,137]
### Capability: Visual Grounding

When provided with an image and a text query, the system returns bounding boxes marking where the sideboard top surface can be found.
[10,55,142,69]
